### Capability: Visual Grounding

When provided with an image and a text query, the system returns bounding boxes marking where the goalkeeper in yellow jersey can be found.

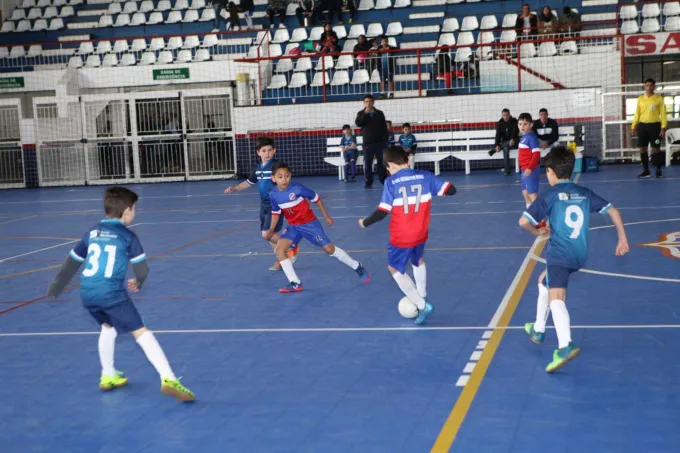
[631,78,667,179]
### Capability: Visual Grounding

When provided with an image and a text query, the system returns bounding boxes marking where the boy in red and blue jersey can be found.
[265,162,370,293]
[518,112,542,209]
[359,146,456,324]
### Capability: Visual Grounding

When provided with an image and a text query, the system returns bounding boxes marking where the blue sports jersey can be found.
[247,159,277,204]
[69,219,146,307]
[398,133,417,151]
[388,131,395,146]
[340,134,357,149]
[523,182,612,269]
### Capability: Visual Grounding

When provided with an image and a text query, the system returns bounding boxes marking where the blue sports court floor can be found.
[1,164,680,453]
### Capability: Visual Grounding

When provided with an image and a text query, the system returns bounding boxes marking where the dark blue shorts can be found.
[260,202,284,233]
[280,219,331,247]
[343,150,358,163]
[387,243,425,274]
[86,300,144,332]
[543,265,578,289]
[521,167,540,194]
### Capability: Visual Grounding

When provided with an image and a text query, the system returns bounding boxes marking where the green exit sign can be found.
[152,68,190,81]
[0,77,25,89]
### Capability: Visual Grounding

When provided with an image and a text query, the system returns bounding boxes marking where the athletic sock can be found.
[136,331,177,381]
[280,258,301,284]
[331,246,359,270]
[534,283,549,333]
[392,272,426,310]
[550,300,571,349]
[412,264,427,298]
[98,325,117,376]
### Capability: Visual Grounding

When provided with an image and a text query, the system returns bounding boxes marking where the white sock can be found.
[550,300,571,349]
[526,203,531,209]
[136,331,177,381]
[412,264,427,298]
[98,325,117,376]
[392,272,426,310]
[280,258,301,284]
[331,246,359,270]
[534,283,550,333]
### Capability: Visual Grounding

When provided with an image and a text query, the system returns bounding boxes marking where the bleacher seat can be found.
[268,74,287,89]
[620,20,639,34]
[284,43,299,55]
[202,34,218,47]
[502,13,517,28]
[176,49,193,63]
[331,70,350,86]
[11,9,25,21]
[68,55,83,68]
[139,1,154,13]
[366,23,383,38]
[500,30,517,42]
[642,4,660,17]
[334,25,348,39]
[167,11,183,23]
[269,44,283,57]
[294,57,312,72]
[59,6,74,17]
[194,48,210,62]
[103,53,119,67]
[131,39,147,52]
[342,39,357,52]
[559,41,578,55]
[153,50,173,65]
[386,22,403,36]
[156,0,171,11]
[276,58,294,73]
[461,16,479,31]
[457,32,474,46]
[310,71,329,86]
[477,31,494,44]
[642,18,661,32]
[480,15,497,30]
[49,18,64,29]
[107,3,122,15]
[315,55,334,71]
[33,19,48,31]
[86,54,101,67]
[148,12,163,24]
[183,35,200,48]
[131,12,146,25]
[1,22,15,33]
[290,28,308,42]
[289,72,308,88]
[167,36,183,50]
[114,14,131,27]
[619,5,638,20]
[393,0,410,7]
[149,37,165,51]
[95,41,112,54]
[310,27,324,41]
[37,0,50,7]
[123,1,137,13]
[199,8,215,21]
[183,9,199,22]
[21,0,36,8]
[438,33,455,47]
[113,40,129,53]
[120,53,136,66]
[348,24,365,38]
[351,69,370,84]
[78,41,94,54]
[538,41,557,57]
[98,15,114,27]
[0,48,8,58]
[375,0,391,9]
[358,0,375,11]
[442,18,459,33]
[16,20,31,32]
[54,0,66,5]
[10,46,25,58]
[140,51,156,65]
[272,28,290,44]
[28,8,41,20]
[190,0,206,9]
[666,16,680,31]
[174,0,189,10]
[27,45,42,57]
[335,54,354,69]
[520,43,536,58]
[664,2,680,16]
[454,47,472,62]
[44,7,58,19]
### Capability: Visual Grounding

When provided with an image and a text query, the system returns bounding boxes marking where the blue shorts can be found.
[521,167,540,195]
[260,202,284,233]
[343,150,358,163]
[543,265,578,289]
[86,299,144,332]
[387,243,425,274]
[280,219,331,247]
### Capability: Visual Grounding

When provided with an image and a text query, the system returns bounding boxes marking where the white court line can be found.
[3,324,680,338]
[0,215,38,226]
[591,217,680,231]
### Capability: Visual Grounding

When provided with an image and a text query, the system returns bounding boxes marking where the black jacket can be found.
[532,118,559,145]
[355,108,388,145]
[495,117,519,146]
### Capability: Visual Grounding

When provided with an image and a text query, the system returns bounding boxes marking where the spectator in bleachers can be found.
[355,94,388,189]
[319,23,340,53]
[326,0,343,24]
[377,36,396,98]
[538,6,557,36]
[515,4,538,40]
[490,108,519,176]
[267,0,288,28]
[239,0,255,29]
[343,0,357,24]
[435,46,453,90]
[533,108,559,149]
[211,0,228,31]
[386,120,395,146]
[296,0,320,27]
[354,35,377,76]
[558,6,582,36]
[227,2,242,30]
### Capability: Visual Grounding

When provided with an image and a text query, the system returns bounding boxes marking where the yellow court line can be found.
[152,246,532,259]
[0,236,79,241]
[430,239,546,453]
[0,264,61,280]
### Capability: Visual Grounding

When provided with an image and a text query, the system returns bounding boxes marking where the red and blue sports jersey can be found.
[270,183,320,226]
[378,169,452,248]
[518,131,541,171]
[70,219,146,307]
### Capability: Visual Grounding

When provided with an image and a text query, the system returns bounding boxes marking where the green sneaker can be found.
[161,377,195,402]
[100,371,128,391]
[524,322,545,345]
[546,342,581,373]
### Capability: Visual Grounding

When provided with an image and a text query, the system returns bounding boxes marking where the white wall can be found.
[232,88,601,134]
[1,0,21,22]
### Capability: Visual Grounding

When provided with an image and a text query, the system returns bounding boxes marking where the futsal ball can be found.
[398,296,418,319]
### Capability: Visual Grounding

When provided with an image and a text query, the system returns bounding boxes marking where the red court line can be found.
[0,222,255,316]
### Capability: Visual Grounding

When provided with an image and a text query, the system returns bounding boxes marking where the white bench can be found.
[324,126,583,179]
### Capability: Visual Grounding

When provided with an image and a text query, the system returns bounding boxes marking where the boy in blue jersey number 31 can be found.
[47,187,195,402]
[520,146,629,373]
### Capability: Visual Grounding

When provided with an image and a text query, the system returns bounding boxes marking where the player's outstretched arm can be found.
[264,214,280,240]
[606,206,629,256]
[224,180,251,194]
[519,216,549,237]
[359,209,389,228]
[47,255,82,297]
[128,260,150,292]
[316,198,333,226]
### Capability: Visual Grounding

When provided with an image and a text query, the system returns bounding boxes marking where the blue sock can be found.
[344,162,350,179]
[351,160,356,178]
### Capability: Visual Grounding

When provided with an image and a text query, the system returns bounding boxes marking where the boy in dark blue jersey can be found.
[224,137,300,271]
[47,187,194,401]
[398,123,417,169]
[340,124,358,183]
[519,146,629,372]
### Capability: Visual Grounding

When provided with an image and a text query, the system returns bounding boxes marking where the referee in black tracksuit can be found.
[355,94,388,189]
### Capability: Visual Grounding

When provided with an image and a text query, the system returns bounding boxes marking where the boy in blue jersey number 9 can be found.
[47,187,195,401]
[519,146,629,373]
